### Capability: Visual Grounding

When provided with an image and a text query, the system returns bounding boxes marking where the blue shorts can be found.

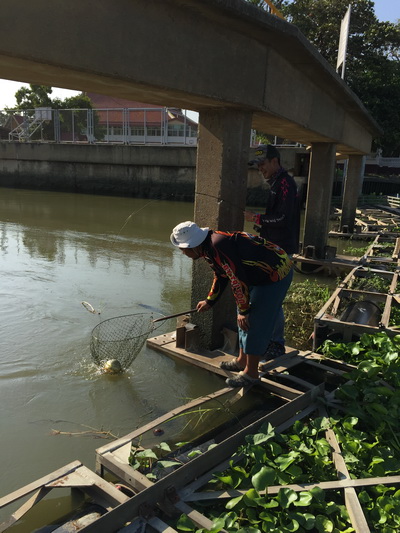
[238,268,293,356]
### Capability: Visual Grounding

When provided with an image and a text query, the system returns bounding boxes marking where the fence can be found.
[0,107,198,146]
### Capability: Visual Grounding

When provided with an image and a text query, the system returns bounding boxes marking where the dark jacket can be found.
[202,230,292,314]
[255,168,300,255]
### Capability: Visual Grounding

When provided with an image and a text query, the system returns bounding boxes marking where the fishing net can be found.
[90,312,162,370]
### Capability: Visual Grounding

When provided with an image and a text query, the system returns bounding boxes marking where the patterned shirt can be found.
[202,230,292,314]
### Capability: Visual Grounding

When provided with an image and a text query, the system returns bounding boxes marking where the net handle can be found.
[152,309,197,323]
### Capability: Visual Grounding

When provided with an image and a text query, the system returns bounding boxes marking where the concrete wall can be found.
[0,142,308,204]
[0,143,197,200]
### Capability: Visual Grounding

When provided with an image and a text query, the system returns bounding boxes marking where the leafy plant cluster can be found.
[176,486,353,533]
[175,419,353,533]
[284,279,331,349]
[358,485,400,532]
[349,272,391,293]
[169,332,400,532]
[342,244,370,257]
[323,334,400,462]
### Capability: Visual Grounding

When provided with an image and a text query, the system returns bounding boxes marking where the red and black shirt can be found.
[201,230,292,314]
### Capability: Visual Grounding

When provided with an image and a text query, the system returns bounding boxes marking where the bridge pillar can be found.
[340,155,365,232]
[190,108,252,350]
[303,142,336,259]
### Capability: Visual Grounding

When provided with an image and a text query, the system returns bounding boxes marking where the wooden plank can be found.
[325,428,350,481]
[345,487,371,533]
[174,501,228,532]
[183,474,400,501]
[381,294,392,327]
[56,466,129,509]
[146,517,178,533]
[0,460,82,507]
[82,387,324,533]
[0,463,128,532]
[148,333,304,400]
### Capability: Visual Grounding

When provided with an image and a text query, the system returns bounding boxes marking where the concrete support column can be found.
[191,108,252,349]
[340,155,365,232]
[303,142,336,259]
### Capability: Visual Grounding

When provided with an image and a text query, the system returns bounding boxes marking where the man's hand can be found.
[196,300,211,313]
[237,313,249,331]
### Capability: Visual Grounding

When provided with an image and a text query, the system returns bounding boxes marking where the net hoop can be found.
[90,312,163,370]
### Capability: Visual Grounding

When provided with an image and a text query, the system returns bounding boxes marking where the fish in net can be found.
[90,309,196,372]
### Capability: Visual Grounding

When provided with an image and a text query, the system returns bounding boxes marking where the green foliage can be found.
[168,331,400,532]
[269,0,400,155]
[284,279,331,349]
[350,272,391,293]
[342,244,370,256]
[173,419,354,533]
[359,485,400,532]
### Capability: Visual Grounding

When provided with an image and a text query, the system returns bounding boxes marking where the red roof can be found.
[86,92,197,127]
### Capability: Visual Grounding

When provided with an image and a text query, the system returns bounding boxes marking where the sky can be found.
[0,0,398,114]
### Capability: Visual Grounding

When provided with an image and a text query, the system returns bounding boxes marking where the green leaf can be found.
[176,514,196,531]
[288,511,315,530]
[315,438,331,457]
[157,442,171,452]
[310,486,325,502]
[251,466,276,491]
[293,491,313,507]
[277,488,298,509]
[135,449,158,460]
[187,450,202,458]
[315,515,334,532]
[243,488,260,508]
[156,460,181,468]
[252,432,275,445]
[226,495,243,509]
[282,518,300,532]
[224,512,239,529]
[275,452,299,471]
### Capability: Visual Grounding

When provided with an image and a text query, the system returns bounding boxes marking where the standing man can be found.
[170,221,293,388]
[245,144,300,362]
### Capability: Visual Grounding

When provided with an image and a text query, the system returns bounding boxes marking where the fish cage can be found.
[329,206,400,239]
[90,349,400,533]
[313,265,400,350]
[360,234,400,268]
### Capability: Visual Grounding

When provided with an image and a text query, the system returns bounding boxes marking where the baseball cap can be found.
[248,144,280,166]
[170,221,209,248]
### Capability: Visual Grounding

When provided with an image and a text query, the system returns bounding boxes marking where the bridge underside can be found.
[0,0,382,347]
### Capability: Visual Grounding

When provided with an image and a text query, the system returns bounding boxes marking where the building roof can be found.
[86,92,197,127]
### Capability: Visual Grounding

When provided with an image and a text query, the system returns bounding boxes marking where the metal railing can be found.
[0,107,198,146]
[387,195,400,209]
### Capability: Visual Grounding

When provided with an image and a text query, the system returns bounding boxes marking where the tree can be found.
[13,84,53,109]
[246,0,400,155]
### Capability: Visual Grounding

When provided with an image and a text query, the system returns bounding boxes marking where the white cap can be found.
[170,221,209,248]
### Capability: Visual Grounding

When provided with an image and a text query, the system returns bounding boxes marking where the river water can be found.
[0,188,231,503]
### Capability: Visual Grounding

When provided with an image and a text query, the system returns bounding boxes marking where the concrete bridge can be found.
[0,0,381,347]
